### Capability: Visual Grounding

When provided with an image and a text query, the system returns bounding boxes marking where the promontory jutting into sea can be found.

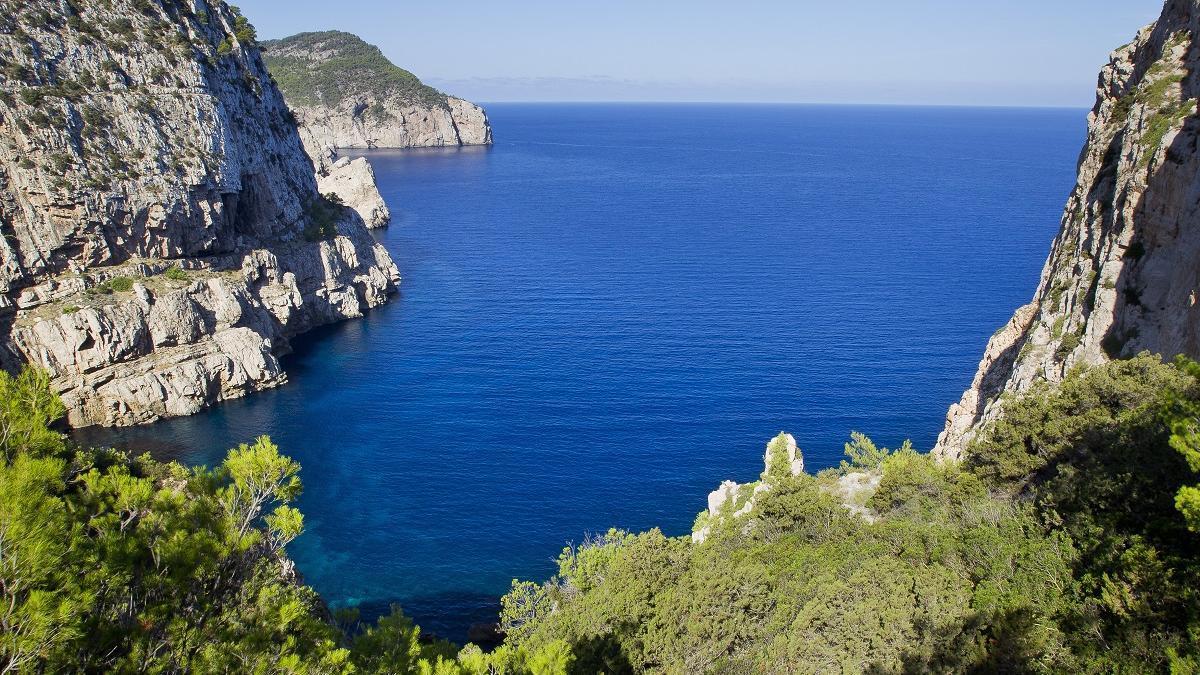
[1,0,1198,672]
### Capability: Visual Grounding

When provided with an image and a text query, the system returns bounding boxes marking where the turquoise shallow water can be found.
[76,104,1085,641]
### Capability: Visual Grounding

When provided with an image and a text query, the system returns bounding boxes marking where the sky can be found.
[234,0,1166,106]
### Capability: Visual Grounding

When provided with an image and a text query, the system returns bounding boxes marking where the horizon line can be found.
[468,100,1092,111]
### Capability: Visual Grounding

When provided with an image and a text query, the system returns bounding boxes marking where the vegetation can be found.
[2,330,1199,673]
[1056,331,1081,359]
[164,265,189,282]
[304,193,344,242]
[233,14,257,44]
[1133,43,1197,170]
[496,354,1200,673]
[261,31,448,109]
[0,367,571,674]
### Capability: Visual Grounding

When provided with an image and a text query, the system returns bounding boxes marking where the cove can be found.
[74,103,1084,642]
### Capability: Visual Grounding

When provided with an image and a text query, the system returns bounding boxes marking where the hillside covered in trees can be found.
[3,353,1199,672]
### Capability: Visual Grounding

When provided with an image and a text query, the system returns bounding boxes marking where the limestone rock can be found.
[827,472,882,523]
[447,97,493,146]
[262,31,491,231]
[261,31,493,152]
[763,432,804,478]
[706,480,741,516]
[318,157,391,228]
[0,0,399,427]
[692,433,805,544]
[935,0,1200,459]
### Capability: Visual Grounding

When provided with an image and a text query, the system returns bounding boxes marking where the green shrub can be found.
[261,31,447,109]
[0,367,571,674]
[163,265,188,281]
[61,305,80,315]
[81,105,107,128]
[106,17,134,39]
[216,38,233,56]
[1056,331,1081,359]
[49,153,71,173]
[493,356,1200,673]
[3,62,30,82]
[233,15,256,44]
[19,88,44,106]
[303,194,343,242]
[1047,279,1070,312]
[108,276,133,292]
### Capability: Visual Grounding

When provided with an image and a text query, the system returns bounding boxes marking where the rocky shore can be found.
[0,0,400,426]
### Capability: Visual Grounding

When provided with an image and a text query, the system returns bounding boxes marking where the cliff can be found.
[0,0,400,427]
[261,31,493,156]
[936,0,1200,458]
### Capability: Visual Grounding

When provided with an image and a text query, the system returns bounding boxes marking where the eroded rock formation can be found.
[692,433,804,544]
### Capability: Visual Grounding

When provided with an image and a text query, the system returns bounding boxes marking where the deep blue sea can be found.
[76,104,1085,642]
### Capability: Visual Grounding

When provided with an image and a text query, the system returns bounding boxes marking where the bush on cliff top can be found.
[261,31,447,109]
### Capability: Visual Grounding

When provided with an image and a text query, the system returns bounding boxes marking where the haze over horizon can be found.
[236,0,1164,107]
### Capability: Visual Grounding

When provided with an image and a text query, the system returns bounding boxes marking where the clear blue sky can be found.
[235,0,1165,106]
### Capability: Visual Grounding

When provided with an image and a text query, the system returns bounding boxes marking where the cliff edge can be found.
[936,0,1200,458]
[261,31,493,156]
[0,0,400,427]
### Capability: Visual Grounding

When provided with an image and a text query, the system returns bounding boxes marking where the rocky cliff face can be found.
[936,0,1200,458]
[317,156,389,228]
[262,31,493,154]
[0,0,400,427]
[262,30,492,153]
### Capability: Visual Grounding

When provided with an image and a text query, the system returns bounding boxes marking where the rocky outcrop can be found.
[261,31,493,152]
[692,433,803,544]
[317,156,390,228]
[935,0,1200,459]
[0,0,399,427]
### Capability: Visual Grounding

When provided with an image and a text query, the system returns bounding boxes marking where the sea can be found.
[74,103,1086,642]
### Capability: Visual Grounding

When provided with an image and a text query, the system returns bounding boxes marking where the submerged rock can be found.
[467,622,504,645]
